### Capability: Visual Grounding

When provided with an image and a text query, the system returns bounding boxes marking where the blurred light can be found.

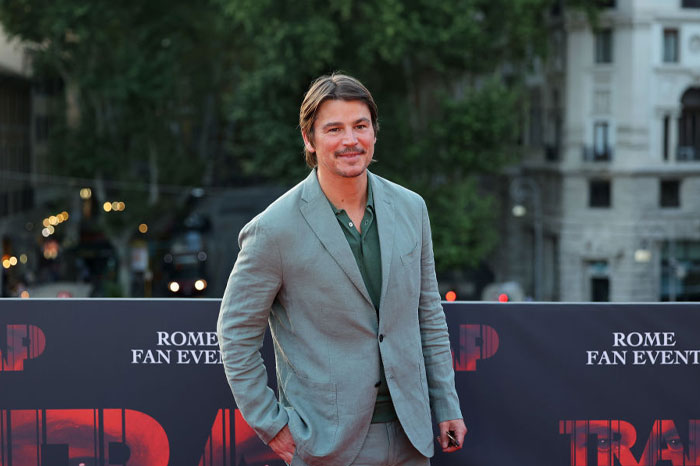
[445,290,457,302]
[42,218,50,227]
[80,188,92,199]
[169,282,180,293]
[20,290,29,299]
[138,223,148,234]
[25,222,33,231]
[195,279,207,291]
[117,201,125,211]
[57,291,72,298]
[1,254,8,261]
[9,256,17,266]
[163,254,173,264]
[111,201,119,211]
[2,259,10,269]
[498,293,509,303]
[191,187,205,198]
[49,215,58,225]
[103,202,112,212]
[512,205,527,217]
[43,240,59,259]
[197,251,207,261]
[19,254,28,264]
[634,249,652,263]
[60,211,69,221]
[41,228,50,237]
[47,225,55,235]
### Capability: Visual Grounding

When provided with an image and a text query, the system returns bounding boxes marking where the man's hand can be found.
[269,424,296,464]
[437,419,467,453]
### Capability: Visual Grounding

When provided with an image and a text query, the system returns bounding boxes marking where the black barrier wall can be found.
[1,300,700,465]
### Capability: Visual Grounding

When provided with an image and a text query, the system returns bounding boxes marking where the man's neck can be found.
[317,169,368,211]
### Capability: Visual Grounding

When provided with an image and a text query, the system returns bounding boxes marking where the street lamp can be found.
[634,223,679,301]
[510,176,543,301]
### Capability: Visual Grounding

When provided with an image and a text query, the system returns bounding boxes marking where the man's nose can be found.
[342,130,359,145]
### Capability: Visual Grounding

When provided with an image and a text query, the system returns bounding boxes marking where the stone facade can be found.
[498,0,700,301]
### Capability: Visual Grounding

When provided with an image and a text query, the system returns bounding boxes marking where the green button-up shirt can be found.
[327,181,397,423]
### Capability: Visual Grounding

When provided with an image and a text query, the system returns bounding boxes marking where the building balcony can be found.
[582,146,613,162]
[677,146,700,161]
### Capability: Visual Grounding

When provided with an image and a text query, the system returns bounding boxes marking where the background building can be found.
[497,0,700,301]
[0,24,33,296]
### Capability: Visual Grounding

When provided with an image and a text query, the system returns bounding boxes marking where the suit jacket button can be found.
[379,334,384,342]
[374,381,381,387]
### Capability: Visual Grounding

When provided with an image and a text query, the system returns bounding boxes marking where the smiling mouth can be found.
[335,148,365,157]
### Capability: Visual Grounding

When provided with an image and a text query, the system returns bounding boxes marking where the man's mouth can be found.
[335,148,365,157]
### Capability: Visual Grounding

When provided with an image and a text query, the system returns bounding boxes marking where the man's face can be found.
[303,99,376,180]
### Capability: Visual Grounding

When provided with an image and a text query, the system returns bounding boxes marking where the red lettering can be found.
[0,409,169,464]
[199,409,278,465]
[560,420,700,465]
[0,324,46,372]
[454,324,499,371]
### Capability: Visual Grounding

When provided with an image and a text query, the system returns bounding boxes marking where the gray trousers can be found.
[349,421,430,466]
[290,421,430,466]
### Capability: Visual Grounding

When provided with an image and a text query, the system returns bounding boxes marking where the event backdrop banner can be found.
[1,300,699,466]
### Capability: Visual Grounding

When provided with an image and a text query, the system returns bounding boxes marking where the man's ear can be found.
[302,131,315,153]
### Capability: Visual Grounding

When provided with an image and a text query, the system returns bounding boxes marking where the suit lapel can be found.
[299,170,374,307]
[369,172,395,314]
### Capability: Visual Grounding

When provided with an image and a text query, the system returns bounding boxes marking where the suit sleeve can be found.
[417,199,464,423]
[217,218,289,444]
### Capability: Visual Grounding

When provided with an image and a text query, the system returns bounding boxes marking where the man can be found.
[217,73,466,466]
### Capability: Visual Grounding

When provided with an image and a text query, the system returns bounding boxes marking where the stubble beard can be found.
[334,147,370,178]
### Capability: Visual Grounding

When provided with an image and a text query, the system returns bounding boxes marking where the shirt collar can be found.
[327,178,375,215]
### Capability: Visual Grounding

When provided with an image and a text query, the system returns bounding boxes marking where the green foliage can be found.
[0,0,594,274]
[0,0,236,294]
[221,0,556,271]
[0,0,233,182]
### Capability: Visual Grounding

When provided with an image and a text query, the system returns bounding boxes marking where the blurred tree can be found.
[0,0,598,286]
[0,0,234,294]
[220,0,591,271]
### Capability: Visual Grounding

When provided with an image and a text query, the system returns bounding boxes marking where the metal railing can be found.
[582,145,613,162]
[677,146,700,161]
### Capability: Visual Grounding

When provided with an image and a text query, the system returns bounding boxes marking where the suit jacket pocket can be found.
[282,370,339,457]
[400,242,420,266]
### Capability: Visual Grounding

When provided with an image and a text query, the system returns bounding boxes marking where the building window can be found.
[595,29,613,64]
[588,260,610,302]
[584,121,613,161]
[589,180,611,207]
[594,122,609,157]
[529,89,542,146]
[661,241,700,301]
[682,0,700,7]
[660,180,681,208]
[663,29,679,63]
[678,88,700,161]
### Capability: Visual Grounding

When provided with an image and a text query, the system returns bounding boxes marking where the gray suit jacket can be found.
[217,170,462,466]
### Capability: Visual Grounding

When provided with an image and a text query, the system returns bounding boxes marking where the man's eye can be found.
[355,124,367,130]
[666,436,683,451]
[597,438,612,451]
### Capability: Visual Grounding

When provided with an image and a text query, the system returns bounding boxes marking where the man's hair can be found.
[299,73,379,168]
